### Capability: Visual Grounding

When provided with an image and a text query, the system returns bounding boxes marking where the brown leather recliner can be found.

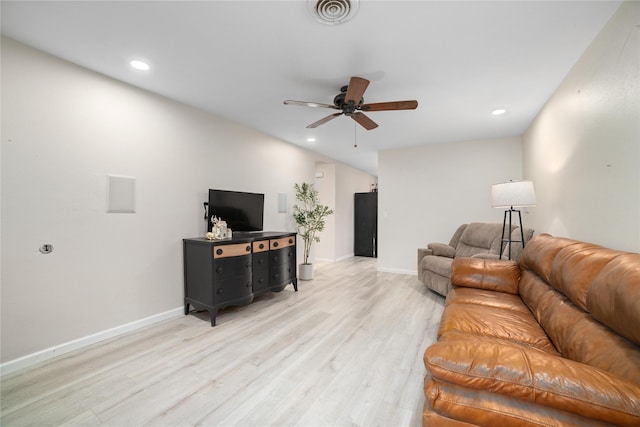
[423,234,640,426]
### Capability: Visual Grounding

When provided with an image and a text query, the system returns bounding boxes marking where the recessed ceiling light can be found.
[130,60,150,71]
[307,137,316,142]
[492,109,507,116]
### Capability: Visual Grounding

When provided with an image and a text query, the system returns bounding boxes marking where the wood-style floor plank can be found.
[1,257,444,426]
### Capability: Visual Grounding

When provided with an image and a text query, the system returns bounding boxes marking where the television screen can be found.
[208,189,264,232]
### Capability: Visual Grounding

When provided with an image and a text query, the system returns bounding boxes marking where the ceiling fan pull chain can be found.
[354,121,358,148]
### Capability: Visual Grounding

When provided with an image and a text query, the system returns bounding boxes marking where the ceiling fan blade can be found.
[306,112,343,128]
[344,77,370,105]
[361,100,418,111]
[284,100,339,109]
[351,112,378,130]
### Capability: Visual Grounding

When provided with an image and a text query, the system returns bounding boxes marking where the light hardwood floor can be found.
[1,257,444,426]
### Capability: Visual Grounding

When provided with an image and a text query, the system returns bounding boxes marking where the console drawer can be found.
[213,243,252,259]
[270,236,295,250]
[270,246,295,267]
[214,255,251,279]
[253,240,269,253]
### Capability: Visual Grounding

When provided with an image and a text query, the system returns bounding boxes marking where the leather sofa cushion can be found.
[445,287,531,314]
[451,258,520,294]
[439,290,558,354]
[424,377,613,426]
[424,338,640,426]
[520,270,640,383]
[587,252,640,346]
[519,234,640,381]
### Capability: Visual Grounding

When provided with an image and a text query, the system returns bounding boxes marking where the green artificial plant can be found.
[293,182,334,265]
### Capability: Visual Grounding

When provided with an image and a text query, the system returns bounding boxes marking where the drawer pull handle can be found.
[273,242,279,248]
[289,239,293,244]
[216,249,223,255]
[216,267,223,274]
[259,243,265,249]
[217,288,224,295]
[246,246,251,252]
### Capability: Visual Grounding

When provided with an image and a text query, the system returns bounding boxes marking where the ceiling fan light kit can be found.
[308,0,359,26]
[284,76,418,131]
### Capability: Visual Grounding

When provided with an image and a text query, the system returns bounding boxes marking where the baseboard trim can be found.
[336,253,354,262]
[315,253,354,263]
[377,267,417,275]
[0,307,183,377]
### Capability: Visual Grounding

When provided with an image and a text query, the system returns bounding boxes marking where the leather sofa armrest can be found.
[424,339,640,426]
[451,257,520,294]
[427,242,455,258]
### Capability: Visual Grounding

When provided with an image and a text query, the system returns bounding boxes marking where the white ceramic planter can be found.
[299,263,314,281]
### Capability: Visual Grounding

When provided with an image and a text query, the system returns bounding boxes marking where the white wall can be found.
[314,162,376,262]
[314,162,336,262]
[523,1,640,252]
[0,38,334,364]
[334,163,377,261]
[378,137,523,274]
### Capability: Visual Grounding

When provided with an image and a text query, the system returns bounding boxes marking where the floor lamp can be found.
[491,181,536,260]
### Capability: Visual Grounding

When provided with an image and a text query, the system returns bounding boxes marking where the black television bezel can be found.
[207,189,265,232]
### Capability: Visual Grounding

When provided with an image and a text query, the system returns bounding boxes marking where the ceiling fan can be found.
[284,76,418,130]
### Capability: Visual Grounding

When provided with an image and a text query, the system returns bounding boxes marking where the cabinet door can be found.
[214,276,253,304]
[252,252,270,294]
[270,246,296,289]
[213,254,252,305]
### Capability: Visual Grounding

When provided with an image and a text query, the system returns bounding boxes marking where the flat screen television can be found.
[208,189,264,232]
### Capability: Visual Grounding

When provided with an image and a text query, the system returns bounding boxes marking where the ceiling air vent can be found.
[308,0,359,26]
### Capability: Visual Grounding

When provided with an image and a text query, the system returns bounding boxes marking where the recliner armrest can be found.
[417,247,433,269]
[427,243,455,258]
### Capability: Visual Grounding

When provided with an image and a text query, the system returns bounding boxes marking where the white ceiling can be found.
[1,1,621,176]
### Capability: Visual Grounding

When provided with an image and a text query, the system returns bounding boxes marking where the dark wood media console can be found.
[183,231,297,326]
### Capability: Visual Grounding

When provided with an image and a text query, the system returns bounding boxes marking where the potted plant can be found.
[293,182,334,280]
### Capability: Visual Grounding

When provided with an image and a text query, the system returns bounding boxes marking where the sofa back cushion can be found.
[448,224,468,248]
[455,223,503,258]
[519,234,640,382]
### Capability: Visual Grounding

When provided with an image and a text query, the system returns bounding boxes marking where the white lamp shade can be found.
[491,181,536,208]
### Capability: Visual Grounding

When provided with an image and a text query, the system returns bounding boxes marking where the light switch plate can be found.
[107,175,136,213]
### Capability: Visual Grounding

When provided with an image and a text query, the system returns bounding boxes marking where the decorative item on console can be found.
[205,216,232,240]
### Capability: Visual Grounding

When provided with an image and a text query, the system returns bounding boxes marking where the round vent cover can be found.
[308,0,359,25]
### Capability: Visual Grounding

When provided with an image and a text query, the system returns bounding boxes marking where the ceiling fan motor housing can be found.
[334,90,363,115]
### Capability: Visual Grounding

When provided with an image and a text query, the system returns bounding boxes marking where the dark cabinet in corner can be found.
[354,192,377,257]
[183,232,297,326]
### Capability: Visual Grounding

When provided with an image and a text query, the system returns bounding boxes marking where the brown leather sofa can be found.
[423,234,640,426]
